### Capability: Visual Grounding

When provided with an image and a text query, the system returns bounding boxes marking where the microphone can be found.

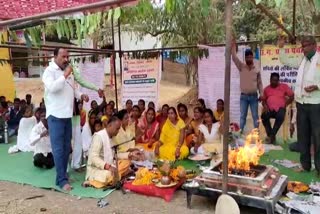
[111,137,135,148]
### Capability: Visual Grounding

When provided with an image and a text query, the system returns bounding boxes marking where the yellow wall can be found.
[0,32,15,101]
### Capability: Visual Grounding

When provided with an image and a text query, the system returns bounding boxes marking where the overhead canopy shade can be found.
[0,0,136,19]
[0,0,138,27]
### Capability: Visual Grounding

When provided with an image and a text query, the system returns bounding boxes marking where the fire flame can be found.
[228,129,264,172]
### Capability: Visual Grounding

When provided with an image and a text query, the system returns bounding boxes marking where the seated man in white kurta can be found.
[85,116,142,188]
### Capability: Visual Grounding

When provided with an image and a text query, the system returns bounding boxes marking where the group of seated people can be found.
[82,98,225,188]
[0,95,52,168]
[1,74,294,189]
[1,93,225,189]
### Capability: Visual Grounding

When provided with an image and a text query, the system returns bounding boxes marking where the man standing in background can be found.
[232,40,263,133]
[279,36,320,176]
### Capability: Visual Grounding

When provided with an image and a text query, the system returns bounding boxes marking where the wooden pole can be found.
[222,0,233,194]
[6,42,115,53]
[0,0,137,28]
[292,0,296,42]
[118,19,123,83]
[6,53,94,61]
[111,11,119,111]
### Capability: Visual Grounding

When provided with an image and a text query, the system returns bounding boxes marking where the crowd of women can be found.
[80,97,225,163]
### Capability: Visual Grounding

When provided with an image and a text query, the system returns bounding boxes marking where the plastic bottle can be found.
[4,121,8,144]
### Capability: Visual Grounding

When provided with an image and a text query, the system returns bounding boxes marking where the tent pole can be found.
[292,0,296,42]
[222,0,233,195]
[118,18,123,83]
[111,11,119,111]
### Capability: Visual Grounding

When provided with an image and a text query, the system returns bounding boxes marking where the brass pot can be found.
[178,169,186,179]
[160,175,171,185]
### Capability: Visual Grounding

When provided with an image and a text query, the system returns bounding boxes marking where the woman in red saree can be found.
[136,108,160,152]
[156,104,169,131]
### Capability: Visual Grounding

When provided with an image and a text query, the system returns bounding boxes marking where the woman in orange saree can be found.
[185,107,204,148]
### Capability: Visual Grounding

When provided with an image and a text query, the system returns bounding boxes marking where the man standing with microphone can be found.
[43,47,100,191]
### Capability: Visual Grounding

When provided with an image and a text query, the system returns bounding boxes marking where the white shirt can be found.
[81,123,93,152]
[199,123,220,144]
[17,116,37,152]
[29,121,52,157]
[42,61,82,119]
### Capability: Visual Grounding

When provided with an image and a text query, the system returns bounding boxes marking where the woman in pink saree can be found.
[136,108,160,152]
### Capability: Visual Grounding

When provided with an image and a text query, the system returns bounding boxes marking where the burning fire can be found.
[228,129,264,172]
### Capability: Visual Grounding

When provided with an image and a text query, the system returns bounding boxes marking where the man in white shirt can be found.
[30,108,54,169]
[279,35,320,175]
[42,47,92,191]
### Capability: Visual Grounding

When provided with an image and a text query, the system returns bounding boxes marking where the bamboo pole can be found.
[6,53,94,61]
[111,11,119,111]
[0,44,110,55]
[222,0,233,194]
[118,19,123,83]
[1,40,265,55]
[292,0,296,42]
[6,42,116,53]
[0,0,137,28]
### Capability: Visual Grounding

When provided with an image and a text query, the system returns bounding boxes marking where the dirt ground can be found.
[0,181,263,214]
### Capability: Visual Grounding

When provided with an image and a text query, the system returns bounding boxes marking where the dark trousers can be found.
[47,115,72,188]
[33,153,55,169]
[261,108,286,137]
[297,103,320,172]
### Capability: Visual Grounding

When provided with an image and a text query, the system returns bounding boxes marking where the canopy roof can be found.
[0,0,137,21]
[0,0,107,20]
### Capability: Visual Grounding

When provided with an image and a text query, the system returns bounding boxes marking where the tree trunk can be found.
[222,0,233,195]
[184,64,192,86]
[191,56,198,86]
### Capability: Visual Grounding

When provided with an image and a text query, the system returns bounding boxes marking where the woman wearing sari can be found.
[101,104,114,127]
[191,109,222,155]
[156,104,169,131]
[213,99,224,121]
[81,110,98,154]
[155,107,189,161]
[113,109,136,153]
[177,103,192,126]
[129,105,141,126]
[125,99,133,114]
[136,108,160,151]
[197,98,206,110]
[185,107,204,148]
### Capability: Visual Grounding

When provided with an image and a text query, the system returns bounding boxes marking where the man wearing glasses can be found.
[279,35,320,176]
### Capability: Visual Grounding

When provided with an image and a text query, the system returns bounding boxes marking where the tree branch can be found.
[249,0,295,42]
[147,29,173,37]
